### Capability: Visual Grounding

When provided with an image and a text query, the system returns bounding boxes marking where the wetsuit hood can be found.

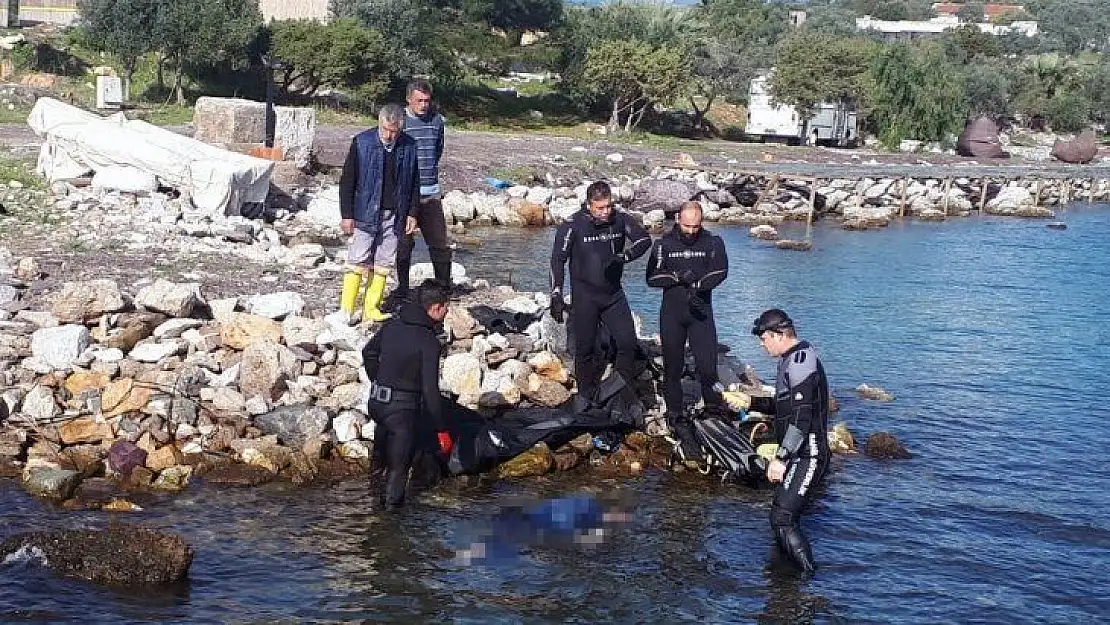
[398,301,435,329]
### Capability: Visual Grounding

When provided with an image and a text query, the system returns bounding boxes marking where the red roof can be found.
[932,3,1025,18]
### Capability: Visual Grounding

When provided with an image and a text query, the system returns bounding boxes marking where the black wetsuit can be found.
[362,302,446,508]
[645,225,729,420]
[550,208,651,401]
[750,340,830,574]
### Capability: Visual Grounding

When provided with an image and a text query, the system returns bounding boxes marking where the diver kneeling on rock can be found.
[362,279,454,510]
[729,309,830,577]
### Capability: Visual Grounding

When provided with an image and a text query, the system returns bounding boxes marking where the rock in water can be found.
[864,432,911,460]
[0,525,193,585]
[855,383,895,402]
[496,443,553,478]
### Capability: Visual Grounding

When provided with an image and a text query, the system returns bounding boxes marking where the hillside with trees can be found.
[3,0,1107,145]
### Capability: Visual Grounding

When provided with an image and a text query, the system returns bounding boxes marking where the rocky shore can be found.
[0,239,881,508]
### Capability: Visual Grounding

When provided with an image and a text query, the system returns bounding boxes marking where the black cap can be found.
[752,309,794,336]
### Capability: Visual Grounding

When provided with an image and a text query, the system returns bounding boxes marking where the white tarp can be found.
[27,97,274,215]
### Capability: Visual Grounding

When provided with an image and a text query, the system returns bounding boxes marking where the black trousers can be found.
[370,405,418,508]
[571,287,638,402]
[770,453,828,572]
[396,196,452,293]
[660,298,719,417]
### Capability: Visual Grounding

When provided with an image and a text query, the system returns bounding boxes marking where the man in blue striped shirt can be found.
[396,79,452,302]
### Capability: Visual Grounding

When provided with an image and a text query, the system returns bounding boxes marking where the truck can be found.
[745,73,858,147]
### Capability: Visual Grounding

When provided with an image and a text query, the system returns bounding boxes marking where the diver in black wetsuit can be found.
[549,181,652,402]
[731,309,830,577]
[362,279,454,509]
[645,201,735,462]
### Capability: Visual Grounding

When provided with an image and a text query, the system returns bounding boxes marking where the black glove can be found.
[550,291,567,323]
[688,288,708,317]
[678,270,698,287]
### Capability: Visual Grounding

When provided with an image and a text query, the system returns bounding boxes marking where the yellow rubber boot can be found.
[340,271,364,322]
[362,271,392,323]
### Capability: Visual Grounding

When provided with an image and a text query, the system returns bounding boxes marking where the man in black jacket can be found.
[362,279,454,509]
[645,201,732,462]
[732,309,830,577]
[550,181,652,402]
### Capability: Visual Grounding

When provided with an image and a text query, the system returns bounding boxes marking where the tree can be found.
[1029,0,1110,54]
[1043,91,1091,131]
[154,0,263,105]
[869,43,967,145]
[770,32,875,120]
[463,0,563,46]
[76,0,161,98]
[332,0,458,78]
[687,0,788,132]
[943,25,1001,63]
[556,2,692,108]
[964,64,1012,118]
[582,39,690,133]
[269,19,390,105]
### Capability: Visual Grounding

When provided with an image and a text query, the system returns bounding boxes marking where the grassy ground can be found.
[0,154,43,189]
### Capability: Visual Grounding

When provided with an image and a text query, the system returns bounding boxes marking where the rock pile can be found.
[301,168,1107,235]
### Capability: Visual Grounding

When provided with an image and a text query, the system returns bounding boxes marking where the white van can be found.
[745,73,857,147]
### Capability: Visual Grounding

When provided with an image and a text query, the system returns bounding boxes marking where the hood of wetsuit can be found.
[751,308,794,336]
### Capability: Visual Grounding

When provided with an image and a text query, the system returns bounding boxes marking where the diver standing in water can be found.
[645,201,743,462]
[549,180,652,402]
[362,279,454,509]
[731,309,830,576]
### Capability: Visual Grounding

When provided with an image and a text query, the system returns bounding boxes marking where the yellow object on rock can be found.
[756,443,779,461]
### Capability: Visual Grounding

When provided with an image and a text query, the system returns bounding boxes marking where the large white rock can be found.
[526,186,553,205]
[332,412,363,443]
[409,262,468,287]
[129,340,185,363]
[441,352,482,396]
[248,292,305,320]
[282,315,327,348]
[986,185,1034,212]
[194,96,316,166]
[548,197,580,222]
[303,186,340,228]
[500,295,543,316]
[470,192,507,220]
[443,190,476,222]
[643,209,666,229]
[50,279,127,323]
[19,385,58,421]
[31,325,91,369]
[135,279,204,318]
[152,318,204,339]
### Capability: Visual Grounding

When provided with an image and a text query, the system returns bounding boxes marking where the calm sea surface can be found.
[3,206,1109,623]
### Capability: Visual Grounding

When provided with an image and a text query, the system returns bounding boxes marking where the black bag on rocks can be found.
[446,372,644,475]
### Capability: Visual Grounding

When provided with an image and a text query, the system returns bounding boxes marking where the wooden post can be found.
[757,174,780,206]
[806,179,817,242]
[1034,179,1042,207]
[979,178,989,214]
[899,177,908,218]
[942,177,952,216]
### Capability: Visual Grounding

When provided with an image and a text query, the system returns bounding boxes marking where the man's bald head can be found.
[678,201,703,238]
